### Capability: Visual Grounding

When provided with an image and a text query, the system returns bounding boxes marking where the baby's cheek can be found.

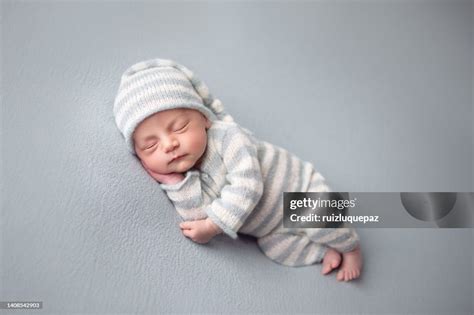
[157,160,171,173]
[144,154,168,173]
[191,132,207,154]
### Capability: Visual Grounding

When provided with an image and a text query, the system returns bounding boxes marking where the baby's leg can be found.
[305,169,363,281]
[305,227,360,253]
[257,231,328,267]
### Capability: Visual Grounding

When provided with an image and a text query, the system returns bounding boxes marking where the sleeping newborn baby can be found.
[113,59,363,281]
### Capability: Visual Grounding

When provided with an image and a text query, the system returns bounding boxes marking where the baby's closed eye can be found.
[145,143,157,149]
[173,122,189,133]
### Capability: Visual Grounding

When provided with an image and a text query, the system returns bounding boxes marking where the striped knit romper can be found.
[160,119,360,267]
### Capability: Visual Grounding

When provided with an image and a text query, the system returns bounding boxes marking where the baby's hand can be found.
[179,218,222,244]
[140,160,184,184]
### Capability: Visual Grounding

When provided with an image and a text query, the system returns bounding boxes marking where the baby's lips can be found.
[169,154,187,163]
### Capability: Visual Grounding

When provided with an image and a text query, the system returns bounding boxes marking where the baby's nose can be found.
[163,138,179,153]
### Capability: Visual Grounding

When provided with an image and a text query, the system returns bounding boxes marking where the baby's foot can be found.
[336,245,363,282]
[321,247,342,275]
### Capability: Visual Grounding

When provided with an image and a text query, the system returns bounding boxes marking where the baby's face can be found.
[133,108,211,174]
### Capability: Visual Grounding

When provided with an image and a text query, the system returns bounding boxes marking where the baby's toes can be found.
[321,263,331,275]
[351,270,357,280]
[351,269,361,280]
[336,270,345,281]
[348,270,354,280]
[346,270,355,281]
[348,271,354,281]
[344,270,350,282]
[345,271,351,281]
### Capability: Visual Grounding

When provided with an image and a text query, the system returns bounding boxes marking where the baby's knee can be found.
[257,232,327,267]
[306,227,360,253]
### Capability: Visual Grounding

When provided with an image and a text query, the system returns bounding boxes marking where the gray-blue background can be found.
[1,1,473,314]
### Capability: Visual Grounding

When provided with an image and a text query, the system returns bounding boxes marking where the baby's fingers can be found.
[181,228,195,239]
[179,221,193,230]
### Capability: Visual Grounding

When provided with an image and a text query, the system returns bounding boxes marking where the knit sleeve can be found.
[159,170,205,220]
[203,125,264,239]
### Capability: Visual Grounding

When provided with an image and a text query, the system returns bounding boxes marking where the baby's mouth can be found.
[169,154,187,163]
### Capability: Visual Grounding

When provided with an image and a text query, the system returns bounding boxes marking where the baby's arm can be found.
[142,162,222,243]
[202,125,264,239]
[154,167,220,243]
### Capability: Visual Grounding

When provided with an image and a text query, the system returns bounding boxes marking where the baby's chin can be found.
[169,157,196,173]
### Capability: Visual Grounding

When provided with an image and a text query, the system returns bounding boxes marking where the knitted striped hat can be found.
[113,58,234,154]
